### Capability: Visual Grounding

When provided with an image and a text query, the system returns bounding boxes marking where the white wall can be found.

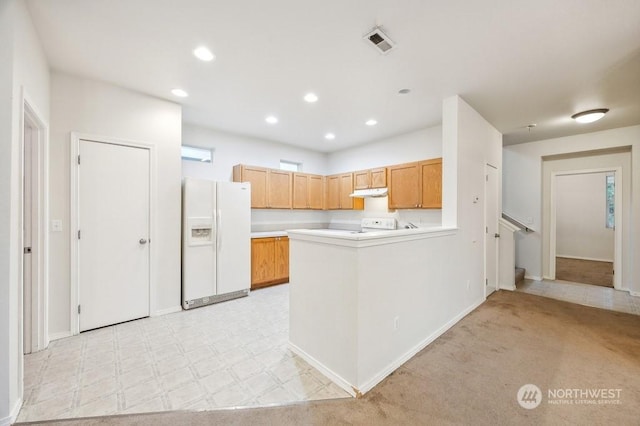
[326,126,442,174]
[503,125,640,294]
[49,72,182,336]
[182,123,328,180]
[556,173,614,261]
[0,1,50,423]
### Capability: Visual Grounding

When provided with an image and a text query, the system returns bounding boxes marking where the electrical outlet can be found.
[394,316,400,331]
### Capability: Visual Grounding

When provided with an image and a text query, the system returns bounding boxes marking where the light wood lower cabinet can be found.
[251,236,289,289]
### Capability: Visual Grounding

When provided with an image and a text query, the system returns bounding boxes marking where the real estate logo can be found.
[517,384,542,409]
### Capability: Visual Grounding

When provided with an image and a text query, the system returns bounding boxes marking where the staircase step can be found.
[515,267,525,284]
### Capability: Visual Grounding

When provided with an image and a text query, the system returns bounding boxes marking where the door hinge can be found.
[77,155,81,165]
[486,175,488,181]
[78,305,81,314]
[486,278,488,285]
[486,226,488,233]
[78,229,81,239]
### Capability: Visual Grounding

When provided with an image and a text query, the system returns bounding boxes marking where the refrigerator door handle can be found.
[216,209,222,251]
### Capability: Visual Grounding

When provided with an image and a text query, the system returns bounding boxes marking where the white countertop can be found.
[287,226,457,247]
[250,231,288,238]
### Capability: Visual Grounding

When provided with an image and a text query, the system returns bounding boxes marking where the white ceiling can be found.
[27,0,640,151]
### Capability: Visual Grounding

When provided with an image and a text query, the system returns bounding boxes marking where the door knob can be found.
[139,238,148,244]
[494,233,500,238]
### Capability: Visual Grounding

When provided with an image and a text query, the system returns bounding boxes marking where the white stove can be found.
[360,217,397,232]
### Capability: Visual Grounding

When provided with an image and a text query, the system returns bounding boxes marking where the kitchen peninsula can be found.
[288,226,465,396]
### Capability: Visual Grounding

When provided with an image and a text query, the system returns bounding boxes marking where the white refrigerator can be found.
[182,178,251,309]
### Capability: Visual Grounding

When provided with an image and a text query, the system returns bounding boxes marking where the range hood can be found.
[349,188,388,198]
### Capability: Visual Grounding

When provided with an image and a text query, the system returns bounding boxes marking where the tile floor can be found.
[18,284,350,423]
[517,279,640,315]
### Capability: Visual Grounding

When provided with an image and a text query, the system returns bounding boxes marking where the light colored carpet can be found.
[19,291,640,425]
[556,257,614,288]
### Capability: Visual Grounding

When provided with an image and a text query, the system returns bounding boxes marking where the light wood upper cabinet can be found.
[293,173,324,210]
[233,165,268,208]
[251,236,289,289]
[388,158,442,209]
[354,170,370,190]
[370,168,387,188]
[233,165,291,209]
[268,169,292,209]
[420,158,442,209]
[326,173,363,210]
[326,175,341,210]
[353,167,387,190]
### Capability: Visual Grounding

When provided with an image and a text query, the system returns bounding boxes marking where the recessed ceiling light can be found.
[365,119,378,126]
[265,115,279,124]
[304,93,318,103]
[171,88,188,98]
[193,46,215,62]
[324,133,336,140]
[571,108,609,124]
[398,89,411,94]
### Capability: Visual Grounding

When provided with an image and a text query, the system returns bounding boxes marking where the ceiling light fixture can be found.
[193,46,215,62]
[304,93,318,103]
[365,119,378,126]
[571,108,609,124]
[171,88,189,98]
[324,133,336,140]
[265,115,279,124]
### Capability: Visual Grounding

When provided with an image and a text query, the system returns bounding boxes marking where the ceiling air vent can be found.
[364,27,395,54]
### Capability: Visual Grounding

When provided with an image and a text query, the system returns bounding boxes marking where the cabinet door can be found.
[234,165,268,208]
[420,159,442,209]
[339,173,355,209]
[274,237,289,281]
[251,238,275,286]
[353,170,370,190]
[326,175,341,210]
[370,168,387,188]
[308,175,324,210]
[268,170,292,208]
[388,163,421,209]
[292,173,309,209]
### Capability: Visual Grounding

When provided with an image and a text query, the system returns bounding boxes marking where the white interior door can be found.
[485,165,499,296]
[79,140,150,331]
[23,122,34,354]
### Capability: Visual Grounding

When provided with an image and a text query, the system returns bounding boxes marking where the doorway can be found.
[21,94,48,355]
[485,164,499,297]
[71,137,152,333]
[550,169,622,289]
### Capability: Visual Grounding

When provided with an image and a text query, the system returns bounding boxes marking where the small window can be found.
[280,160,301,172]
[605,174,615,229]
[181,146,213,163]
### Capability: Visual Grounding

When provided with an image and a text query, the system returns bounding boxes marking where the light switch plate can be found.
[51,220,62,232]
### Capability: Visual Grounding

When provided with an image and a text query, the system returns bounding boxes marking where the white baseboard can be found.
[1,397,23,426]
[288,342,357,397]
[290,297,485,397]
[152,305,182,317]
[556,254,613,263]
[525,275,542,281]
[500,284,516,291]
[630,291,640,298]
[49,331,72,342]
